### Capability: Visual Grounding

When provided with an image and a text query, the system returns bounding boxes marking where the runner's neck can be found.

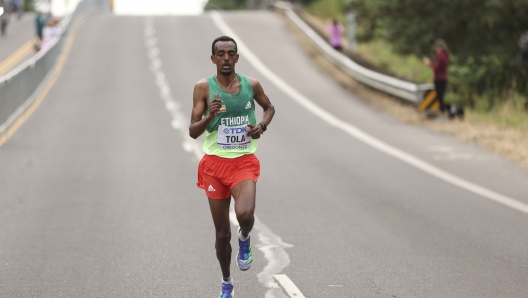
[215,73,239,94]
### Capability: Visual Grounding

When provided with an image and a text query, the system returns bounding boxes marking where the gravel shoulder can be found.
[281,11,528,173]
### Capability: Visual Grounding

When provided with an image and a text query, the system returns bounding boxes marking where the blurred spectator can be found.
[0,0,10,36]
[11,0,22,19]
[35,9,48,40]
[519,32,528,68]
[423,39,450,120]
[40,18,62,51]
[326,19,344,51]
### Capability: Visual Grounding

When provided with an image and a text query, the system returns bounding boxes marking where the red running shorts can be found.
[197,154,260,199]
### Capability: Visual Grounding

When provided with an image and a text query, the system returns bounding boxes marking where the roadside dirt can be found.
[281,11,528,173]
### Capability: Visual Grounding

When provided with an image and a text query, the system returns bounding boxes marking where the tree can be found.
[351,0,528,108]
[205,0,248,10]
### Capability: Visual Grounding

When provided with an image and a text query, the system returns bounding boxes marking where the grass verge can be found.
[303,1,527,131]
[281,8,528,173]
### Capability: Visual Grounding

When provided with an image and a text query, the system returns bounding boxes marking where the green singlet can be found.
[202,74,258,158]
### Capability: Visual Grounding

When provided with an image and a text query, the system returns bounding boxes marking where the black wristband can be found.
[259,122,267,132]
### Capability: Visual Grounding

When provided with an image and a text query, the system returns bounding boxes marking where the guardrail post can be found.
[347,10,356,52]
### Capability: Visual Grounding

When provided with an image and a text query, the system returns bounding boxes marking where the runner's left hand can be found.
[246,123,262,139]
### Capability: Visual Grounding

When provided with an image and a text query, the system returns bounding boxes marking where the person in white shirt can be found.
[41,18,62,50]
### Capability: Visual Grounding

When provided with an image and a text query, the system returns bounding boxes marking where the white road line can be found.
[209,11,528,215]
[229,205,294,298]
[144,19,202,160]
[274,275,306,298]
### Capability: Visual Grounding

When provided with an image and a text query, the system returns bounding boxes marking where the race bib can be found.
[217,124,251,150]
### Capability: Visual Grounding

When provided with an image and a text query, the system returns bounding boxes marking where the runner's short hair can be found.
[212,36,238,55]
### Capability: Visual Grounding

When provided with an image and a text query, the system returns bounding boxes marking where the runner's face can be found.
[211,41,239,76]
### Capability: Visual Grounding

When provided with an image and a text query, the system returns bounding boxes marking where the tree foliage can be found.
[23,0,34,11]
[205,0,248,10]
[350,0,528,108]
[295,0,319,5]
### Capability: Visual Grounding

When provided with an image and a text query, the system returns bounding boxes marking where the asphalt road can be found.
[0,11,527,297]
[0,13,35,68]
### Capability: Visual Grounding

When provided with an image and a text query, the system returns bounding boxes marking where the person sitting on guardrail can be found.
[423,39,450,121]
[40,18,62,51]
[326,19,344,51]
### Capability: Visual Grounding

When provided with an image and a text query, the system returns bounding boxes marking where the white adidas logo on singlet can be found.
[208,185,216,192]
[245,102,251,109]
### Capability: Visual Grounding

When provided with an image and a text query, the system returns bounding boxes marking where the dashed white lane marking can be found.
[229,205,294,298]
[210,11,528,216]
[274,275,306,298]
[144,19,202,160]
[145,19,294,298]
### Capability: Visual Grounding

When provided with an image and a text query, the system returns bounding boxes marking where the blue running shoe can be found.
[236,227,253,271]
[218,282,234,298]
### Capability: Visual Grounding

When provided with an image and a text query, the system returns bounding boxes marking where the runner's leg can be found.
[231,180,256,238]
[208,197,232,279]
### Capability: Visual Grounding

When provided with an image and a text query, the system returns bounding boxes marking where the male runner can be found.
[189,36,275,298]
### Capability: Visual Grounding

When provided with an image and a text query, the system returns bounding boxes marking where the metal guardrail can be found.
[274,1,434,104]
[0,0,107,135]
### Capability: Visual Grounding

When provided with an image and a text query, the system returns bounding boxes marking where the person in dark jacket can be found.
[0,0,11,36]
[520,32,528,68]
[35,10,48,40]
[423,39,450,120]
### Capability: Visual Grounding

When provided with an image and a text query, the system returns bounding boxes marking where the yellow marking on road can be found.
[0,40,35,76]
[418,90,438,111]
[0,18,89,148]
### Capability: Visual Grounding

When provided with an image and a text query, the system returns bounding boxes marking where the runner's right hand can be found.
[208,94,223,117]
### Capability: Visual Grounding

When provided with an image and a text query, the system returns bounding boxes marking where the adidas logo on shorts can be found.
[208,185,216,192]
[245,102,251,109]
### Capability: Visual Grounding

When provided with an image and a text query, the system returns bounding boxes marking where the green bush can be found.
[356,39,432,83]
[305,0,347,22]
[24,0,34,12]
[349,0,528,110]
[205,0,248,10]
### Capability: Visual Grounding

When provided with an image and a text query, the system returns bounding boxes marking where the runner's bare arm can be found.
[246,77,275,138]
[189,80,222,139]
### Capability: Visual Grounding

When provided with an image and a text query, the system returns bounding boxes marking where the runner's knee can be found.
[215,229,231,245]
[236,210,254,226]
